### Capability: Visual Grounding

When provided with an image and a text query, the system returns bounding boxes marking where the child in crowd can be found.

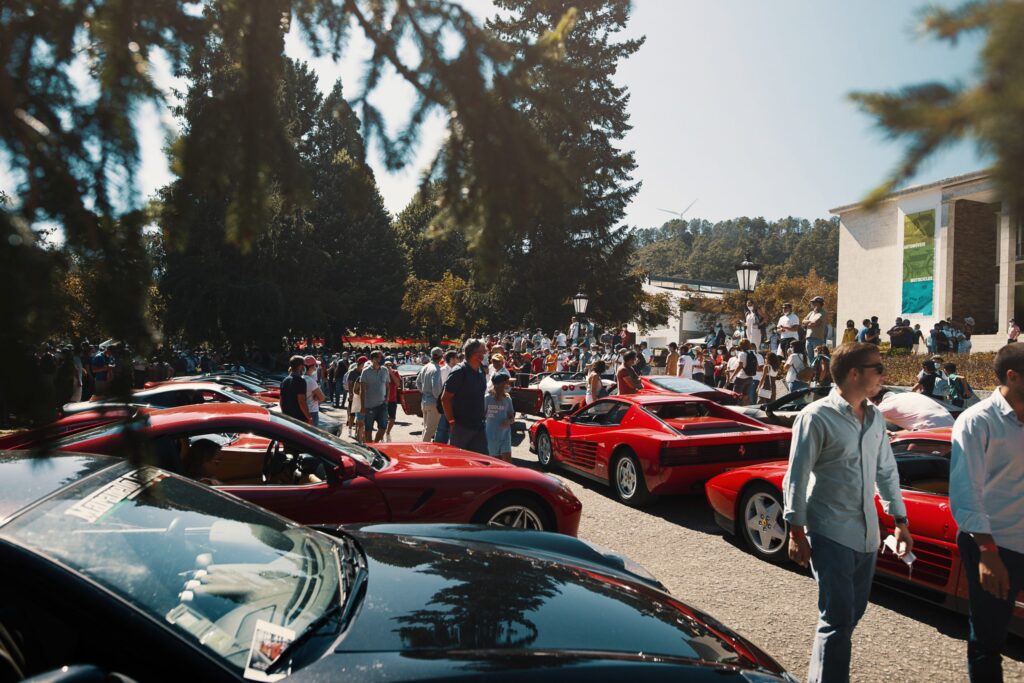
[485,374,515,462]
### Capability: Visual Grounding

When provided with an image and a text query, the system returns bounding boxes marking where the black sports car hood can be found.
[325,525,785,677]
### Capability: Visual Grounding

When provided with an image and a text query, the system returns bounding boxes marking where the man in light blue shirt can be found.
[417,347,445,442]
[949,343,1024,682]
[783,342,912,683]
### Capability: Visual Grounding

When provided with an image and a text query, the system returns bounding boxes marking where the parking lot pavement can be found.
[382,412,1024,682]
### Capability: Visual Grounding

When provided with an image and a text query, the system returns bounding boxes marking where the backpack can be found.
[947,374,968,403]
[743,351,758,377]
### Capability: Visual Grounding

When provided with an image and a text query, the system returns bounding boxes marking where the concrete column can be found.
[997,209,1014,335]
[939,200,955,319]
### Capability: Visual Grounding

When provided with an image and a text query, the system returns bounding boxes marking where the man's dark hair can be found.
[288,355,305,371]
[943,363,957,375]
[370,350,382,361]
[463,338,484,357]
[623,350,637,362]
[830,342,878,385]
[995,343,1024,384]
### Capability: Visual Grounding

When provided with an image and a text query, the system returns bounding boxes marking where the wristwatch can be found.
[893,516,909,525]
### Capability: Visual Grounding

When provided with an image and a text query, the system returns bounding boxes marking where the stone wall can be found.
[951,200,1000,334]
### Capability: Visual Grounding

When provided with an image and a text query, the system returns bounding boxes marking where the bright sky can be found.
[23,0,990,230]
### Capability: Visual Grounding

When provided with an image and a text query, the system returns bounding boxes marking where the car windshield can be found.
[0,463,345,676]
[396,364,422,374]
[267,412,381,468]
[649,377,715,394]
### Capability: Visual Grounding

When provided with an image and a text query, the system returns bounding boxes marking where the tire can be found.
[737,482,789,563]
[535,429,556,470]
[542,394,556,418]
[472,493,554,532]
[611,450,656,507]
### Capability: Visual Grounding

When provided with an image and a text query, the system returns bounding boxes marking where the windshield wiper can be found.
[265,542,366,675]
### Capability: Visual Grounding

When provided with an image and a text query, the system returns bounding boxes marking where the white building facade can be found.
[831,171,1022,353]
[634,275,738,349]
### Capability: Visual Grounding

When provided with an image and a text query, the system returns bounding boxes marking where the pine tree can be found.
[480,0,649,330]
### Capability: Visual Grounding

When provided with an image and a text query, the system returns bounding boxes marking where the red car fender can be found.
[705,464,787,527]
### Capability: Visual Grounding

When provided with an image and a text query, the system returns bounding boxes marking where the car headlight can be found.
[576,538,661,586]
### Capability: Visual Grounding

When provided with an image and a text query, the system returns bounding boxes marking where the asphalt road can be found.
[376,409,1024,683]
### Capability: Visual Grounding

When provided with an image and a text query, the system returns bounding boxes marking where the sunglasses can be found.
[858,363,886,374]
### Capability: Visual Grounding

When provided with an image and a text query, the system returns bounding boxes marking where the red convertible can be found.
[704,428,1023,634]
[26,404,583,536]
[529,394,791,507]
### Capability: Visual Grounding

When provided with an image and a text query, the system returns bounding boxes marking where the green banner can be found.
[901,210,934,315]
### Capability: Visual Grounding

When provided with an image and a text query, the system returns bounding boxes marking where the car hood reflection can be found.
[336,527,753,669]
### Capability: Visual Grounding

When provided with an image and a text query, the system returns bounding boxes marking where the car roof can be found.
[612,394,713,406]
[891,427,952,442]
[144,403,274,426]
[138,382,233,395]
[0,451,120,523]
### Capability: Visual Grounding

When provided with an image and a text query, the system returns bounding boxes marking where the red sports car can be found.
[632,375,742,405]
[29,404,583,536]
[0,406,153,450]
[529,394,791,507]
[143,374,280,400]
[704,427,1023,634]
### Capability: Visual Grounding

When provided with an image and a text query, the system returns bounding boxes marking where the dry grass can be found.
[880,350,999,390]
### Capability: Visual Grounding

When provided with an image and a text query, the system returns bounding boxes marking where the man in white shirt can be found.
[949,343,1024,680]
[556,330,567,348]
[870,388,955,431]
[540,334,551,352]
[777,302,801,354]
[725,349,741,389]
[678,350,695,379]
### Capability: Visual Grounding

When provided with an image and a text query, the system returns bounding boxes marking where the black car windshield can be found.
[268,412,381,468]
[649,377,716,395]
[0,463,342,675]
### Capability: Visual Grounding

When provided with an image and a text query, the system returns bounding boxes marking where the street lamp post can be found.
[572,291,589,348]
[735,253,761,293]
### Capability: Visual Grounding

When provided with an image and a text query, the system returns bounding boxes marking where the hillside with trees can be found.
[632,216,840,284]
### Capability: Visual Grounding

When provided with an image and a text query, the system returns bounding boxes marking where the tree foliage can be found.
[0,0,579,419]
[402,271,480,340]
[633,216,840,284]
[159,59,406,348]
[850,0,1024,211]
[686,271,839,333]
[451,0,651,331]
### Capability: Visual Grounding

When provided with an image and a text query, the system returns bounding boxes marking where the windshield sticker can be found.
[65,467,166,523]
[243,619,295,682]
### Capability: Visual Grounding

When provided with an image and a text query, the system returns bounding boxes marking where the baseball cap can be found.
[356,355,368,364]
[810,296,824,304]
[491,353,504,363]
[491,373,510,386]
[303,355,317,366]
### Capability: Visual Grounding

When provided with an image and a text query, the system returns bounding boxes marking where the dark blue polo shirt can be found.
[443,361,486,428]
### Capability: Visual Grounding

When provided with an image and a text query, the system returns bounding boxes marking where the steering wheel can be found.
[263,440,281,479]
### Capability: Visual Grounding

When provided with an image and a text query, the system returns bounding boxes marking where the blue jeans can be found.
[958,534,1024,682]
[805,336,824,356]
[311,412,319,427]
[807,533,877,683]
[433,415,450,444]
[788,380,809,394]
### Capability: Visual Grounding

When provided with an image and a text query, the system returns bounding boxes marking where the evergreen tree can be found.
[477,0,650,330]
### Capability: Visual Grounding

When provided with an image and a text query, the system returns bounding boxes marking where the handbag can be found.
[797,366,815,383]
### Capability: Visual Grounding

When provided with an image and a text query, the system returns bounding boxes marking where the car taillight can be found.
[562,384,572,391]
[660,444,700,466]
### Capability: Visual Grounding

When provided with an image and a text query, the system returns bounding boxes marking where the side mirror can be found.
[333,455,357,481]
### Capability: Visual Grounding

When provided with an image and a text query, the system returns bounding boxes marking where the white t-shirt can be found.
[540,337,551,351]
[304,374,320,413]
[556,333,567,347]
[641,348,652,363]
[777,313,800,340]
[877,391,956,431]
[726,355,740,378]
[785,354,805,384]
[734,351,754,380]
[678,354,695,379]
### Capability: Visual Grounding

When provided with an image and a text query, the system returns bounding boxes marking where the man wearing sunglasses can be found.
[783,342,912,683]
